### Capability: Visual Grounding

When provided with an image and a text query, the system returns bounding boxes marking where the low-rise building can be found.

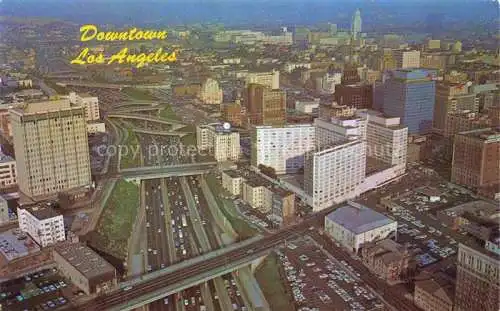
[271,188,295,225]
[53,243,117,295]
[222,170,245,196]
[0,153,16,188]
[241,175,273,212]
[17,205,65,247]
[361,239,415,282]
[324,202,397,253]
[87,121,106,134]
[414,272,455,311]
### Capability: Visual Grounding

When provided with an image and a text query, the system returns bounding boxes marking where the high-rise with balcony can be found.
[10,100,91,199]
[251,124,315,174]
[382,69,436,134]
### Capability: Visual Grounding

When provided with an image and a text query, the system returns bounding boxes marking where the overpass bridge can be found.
[70,213,330,311]
[131,128,190,137]
[56,81,129,89]
[120,162,217,180]
[107,113,185,130]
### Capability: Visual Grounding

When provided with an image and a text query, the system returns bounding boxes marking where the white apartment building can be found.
[251,124,315,174]
[314,116,367,148]
[10,100,92,199]
[245,70,280,89]
[304,140,366,211]
[17,205,66,247]
[393,49,421,69]
[0,153,16,188]
[222,170,245,196]
[69,92,100,121]
[196,123,240,162]
[199,78,223,105]
[324,202,397,253]
[357,110,408,167]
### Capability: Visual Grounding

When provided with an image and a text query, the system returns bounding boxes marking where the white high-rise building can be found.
[314,115,367,148]
[17,205,65,247]
[196,123,240,162]
[245,70,280,89]
[68,92,100,121]
[304,140,366,211]
[351,9,362,40]
[393,50,421,69]
[10,100,91,199]
[356,110,408,168]
[251,124,315,174]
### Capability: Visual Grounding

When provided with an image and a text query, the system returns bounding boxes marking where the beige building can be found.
[271,188,295,225]
[222,170,245,196]
[245,70,279,89]
[0,153,16,188]
[10,100,92,199]
[87,121,106,134]
[361,239,415,282]
[242,176,273,212]
[454,242,500,311]
[53,243,117,295]
[199,78,223,105]
[393,49,420,69]
[414,273,454,311]
[69,92,100,121]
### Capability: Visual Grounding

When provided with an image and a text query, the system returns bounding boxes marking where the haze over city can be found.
[0,1,498,311]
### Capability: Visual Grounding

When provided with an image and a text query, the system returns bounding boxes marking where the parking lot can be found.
[381,183,476,268]
[277,237,385,311]
[0,267,79,311]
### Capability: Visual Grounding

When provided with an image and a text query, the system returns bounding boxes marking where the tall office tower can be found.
[10,100,91,199]
[196,123,240,162]
[356,110,408,168]
[351,9,362,40]
[245,84,286,126]
[314,115,367,149]
[304,140,366,211]
[454,241,499,311]
[393,49,421,69]
[245,70,279,90]
[251,124,315,174]
[433,82,478,136]
[451,128,500,190]
[382,69,436,134]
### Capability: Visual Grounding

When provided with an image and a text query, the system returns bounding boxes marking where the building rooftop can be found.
[0,153,14,163]
[442,200,500,219]
[21,205,61,220]
[415,272,455,304]
[326,202,396,234]
[457,127,500,141]
[54,243,116,281]
[223,170,241,179]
